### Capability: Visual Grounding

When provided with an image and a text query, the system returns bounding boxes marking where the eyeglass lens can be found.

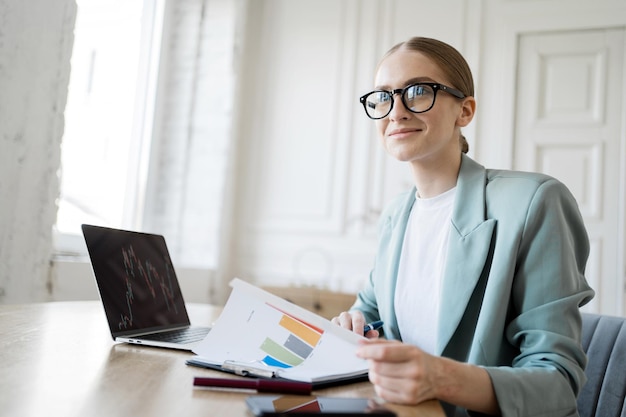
[364,84,436,119]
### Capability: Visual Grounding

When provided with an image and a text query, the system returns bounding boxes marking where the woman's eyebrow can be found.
[374,76,437,90]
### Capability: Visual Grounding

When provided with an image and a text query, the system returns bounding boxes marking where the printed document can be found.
[191,278,368,383]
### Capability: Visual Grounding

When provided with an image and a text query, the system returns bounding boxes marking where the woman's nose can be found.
[388,94,410,121]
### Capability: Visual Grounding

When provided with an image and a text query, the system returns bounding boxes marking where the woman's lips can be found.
[388,127,422,139]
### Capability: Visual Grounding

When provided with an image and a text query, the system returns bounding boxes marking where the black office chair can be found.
[577,312,626,417]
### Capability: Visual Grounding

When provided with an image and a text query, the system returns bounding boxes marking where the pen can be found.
[193,377,312,395]
[363,320,384,333]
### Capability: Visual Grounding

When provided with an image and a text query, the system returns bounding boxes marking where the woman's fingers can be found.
[331,310,367,335]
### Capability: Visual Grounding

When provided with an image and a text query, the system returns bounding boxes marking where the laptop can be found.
[82,224,211,350]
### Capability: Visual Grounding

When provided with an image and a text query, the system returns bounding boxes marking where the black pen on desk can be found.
[363,320,384,333]
[193,377,312,395]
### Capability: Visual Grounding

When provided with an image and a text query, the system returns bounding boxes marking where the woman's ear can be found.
[456,96,476,127]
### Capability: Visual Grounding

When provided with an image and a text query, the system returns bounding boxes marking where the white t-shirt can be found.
[394,187,456,354]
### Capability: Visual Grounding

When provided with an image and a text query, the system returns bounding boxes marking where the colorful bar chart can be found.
[260,305,323,368]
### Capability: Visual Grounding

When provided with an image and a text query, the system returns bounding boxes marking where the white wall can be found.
[0,0,76,303]
[220,0,478,298]
[48,259,214,303]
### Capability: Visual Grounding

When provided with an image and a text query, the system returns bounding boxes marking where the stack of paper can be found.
[190,278,368,385]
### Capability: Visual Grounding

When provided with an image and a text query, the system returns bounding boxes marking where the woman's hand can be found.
[330,310,380,338]
[356,339,499,415]
[356,339,440,405]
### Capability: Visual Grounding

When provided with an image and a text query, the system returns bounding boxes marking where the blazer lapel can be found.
[437,155,496,354]
[381,190,416,341]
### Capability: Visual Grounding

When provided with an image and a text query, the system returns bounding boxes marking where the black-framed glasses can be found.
[359,82,466,120]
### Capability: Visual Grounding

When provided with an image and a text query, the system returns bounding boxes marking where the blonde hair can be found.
[383,37,474,153]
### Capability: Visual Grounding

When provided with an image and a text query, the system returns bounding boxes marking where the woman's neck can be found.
[410,152,462,199]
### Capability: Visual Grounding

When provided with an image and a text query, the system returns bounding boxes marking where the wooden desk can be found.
[0,301,444,417]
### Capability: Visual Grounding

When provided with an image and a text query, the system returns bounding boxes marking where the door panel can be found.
[515,29,625,314]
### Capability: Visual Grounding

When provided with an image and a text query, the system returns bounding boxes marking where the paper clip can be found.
[222,360,278,379]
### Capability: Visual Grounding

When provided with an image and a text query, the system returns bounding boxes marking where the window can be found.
[55,0,163,254]
[56,0,236,271]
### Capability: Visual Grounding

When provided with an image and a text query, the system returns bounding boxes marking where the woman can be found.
[332,37,594,416]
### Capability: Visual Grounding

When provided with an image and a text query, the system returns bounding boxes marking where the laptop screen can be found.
[82,224,191,338]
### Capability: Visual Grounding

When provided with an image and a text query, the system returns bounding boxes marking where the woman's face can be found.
[374,49,474,165]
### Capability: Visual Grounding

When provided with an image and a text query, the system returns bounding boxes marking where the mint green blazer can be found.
[353,154,595,417]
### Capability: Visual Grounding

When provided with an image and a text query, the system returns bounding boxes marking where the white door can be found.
[514,29,626,315]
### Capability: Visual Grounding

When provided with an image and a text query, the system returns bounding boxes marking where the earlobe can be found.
[456,97,476,127]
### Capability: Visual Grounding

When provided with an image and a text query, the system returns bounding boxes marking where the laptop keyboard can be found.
[140,326,210,344]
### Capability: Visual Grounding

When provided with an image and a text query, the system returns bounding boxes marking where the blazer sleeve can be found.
[484,178,594,416]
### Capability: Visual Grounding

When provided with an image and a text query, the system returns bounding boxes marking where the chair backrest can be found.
[577,312,626,417]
